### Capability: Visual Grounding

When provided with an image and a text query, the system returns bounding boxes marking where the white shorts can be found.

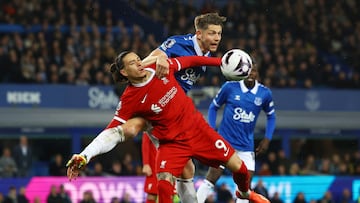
[219,151,255,171]
[236,151,255,171]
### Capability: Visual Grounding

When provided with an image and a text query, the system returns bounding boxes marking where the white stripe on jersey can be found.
[113,116,126,124]
[173,58,182,71]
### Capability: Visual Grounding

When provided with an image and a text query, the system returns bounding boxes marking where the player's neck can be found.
[130,71,151,85]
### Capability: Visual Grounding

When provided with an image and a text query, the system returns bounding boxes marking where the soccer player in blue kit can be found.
[196,65,276,203]
[141,12,227,202]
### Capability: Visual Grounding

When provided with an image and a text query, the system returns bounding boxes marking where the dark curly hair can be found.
[110,51,131,83]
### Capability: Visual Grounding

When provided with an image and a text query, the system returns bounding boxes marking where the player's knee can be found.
[206,167,223,184]
[157,172,175,183]
[181,160,195,178]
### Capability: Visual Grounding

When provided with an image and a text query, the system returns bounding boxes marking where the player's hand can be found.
[142,164,152,176]
[66,154,87,181]
[155,56,169,78]
[255,138,270,156]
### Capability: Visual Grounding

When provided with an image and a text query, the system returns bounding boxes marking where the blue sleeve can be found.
[265,113,276,140]
[208,101,220,129]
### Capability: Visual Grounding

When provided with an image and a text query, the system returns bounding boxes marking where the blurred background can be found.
[0,0,359,203]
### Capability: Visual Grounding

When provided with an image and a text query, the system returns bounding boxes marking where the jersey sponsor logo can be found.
[180,68,201,84]
[151,104,162,114]
[160,160,167,169]
[233,107,255,123]
[254,97,262,106]
[141,94,148,103]
[158,86,177,107]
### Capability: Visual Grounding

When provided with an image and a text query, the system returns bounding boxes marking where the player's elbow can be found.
[122,117,148,138]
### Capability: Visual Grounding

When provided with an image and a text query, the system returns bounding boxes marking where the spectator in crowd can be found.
[4,186,18,203]
[87,162,108,176]
[47,185,61,203]
[120,193,131,203]
[317,191,335,203]
[0,192,4,203]
[12,135,33,177]
[110,197,120,203]
[253,179,269,199]
[0,147,18,178]
[270,192,283,203]
[48,153,66,176]
[338,188,351,203]
[121,153,136,176]
[108,160,123,176]
[58,184,71,203]
[79,190,96,203]
[293,192,307,203]
[17,187,29,203]
[215,183,235,203]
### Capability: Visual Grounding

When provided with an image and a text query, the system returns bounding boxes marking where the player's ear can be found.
[195,29,202,39]
[120,69,128,77]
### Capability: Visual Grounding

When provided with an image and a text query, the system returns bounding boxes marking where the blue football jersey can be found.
[211,80,275,151]
[159,34,211,93]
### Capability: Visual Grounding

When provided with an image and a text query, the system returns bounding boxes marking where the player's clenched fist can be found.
[66,154,87,181]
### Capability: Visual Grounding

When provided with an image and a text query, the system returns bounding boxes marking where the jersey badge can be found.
[254,97,262,106]
[234,95,241,101]
[160,160,167,169]
[161,77,169,84]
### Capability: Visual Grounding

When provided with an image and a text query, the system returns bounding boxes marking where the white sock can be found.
[196,179,214,203]
[176,178,197,203]
[236,198,250,203]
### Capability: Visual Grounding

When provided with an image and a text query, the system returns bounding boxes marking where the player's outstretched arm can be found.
[66,117,147,181]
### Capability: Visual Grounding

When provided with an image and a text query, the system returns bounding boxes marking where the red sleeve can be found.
[168,56,221,71]
[105,119,122,129]
[142,132,151,165]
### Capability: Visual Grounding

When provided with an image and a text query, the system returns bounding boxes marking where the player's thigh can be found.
[236,151,255,171]
[156,141,192,177]
[192,124,235,167]
[180,159,195,179]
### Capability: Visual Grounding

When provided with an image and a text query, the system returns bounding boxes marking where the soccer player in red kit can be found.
[66,51,270,203]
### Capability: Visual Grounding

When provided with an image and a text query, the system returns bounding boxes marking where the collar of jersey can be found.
[240,80,259,94]
[192,35,210,56]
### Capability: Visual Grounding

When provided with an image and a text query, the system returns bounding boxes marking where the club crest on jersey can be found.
[254,97,262,106]
[161,77,169,84]
[160,160,167,169]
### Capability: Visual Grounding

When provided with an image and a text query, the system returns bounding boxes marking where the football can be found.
[220,49,253,81]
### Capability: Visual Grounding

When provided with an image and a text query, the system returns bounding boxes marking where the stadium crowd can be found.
[0,0,359,88]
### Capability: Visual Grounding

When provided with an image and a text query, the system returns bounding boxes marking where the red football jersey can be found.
[112,56,221,141]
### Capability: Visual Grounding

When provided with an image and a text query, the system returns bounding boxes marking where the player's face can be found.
[120,52,147,83]
[245,66,258,82]
[197,24,222,53]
